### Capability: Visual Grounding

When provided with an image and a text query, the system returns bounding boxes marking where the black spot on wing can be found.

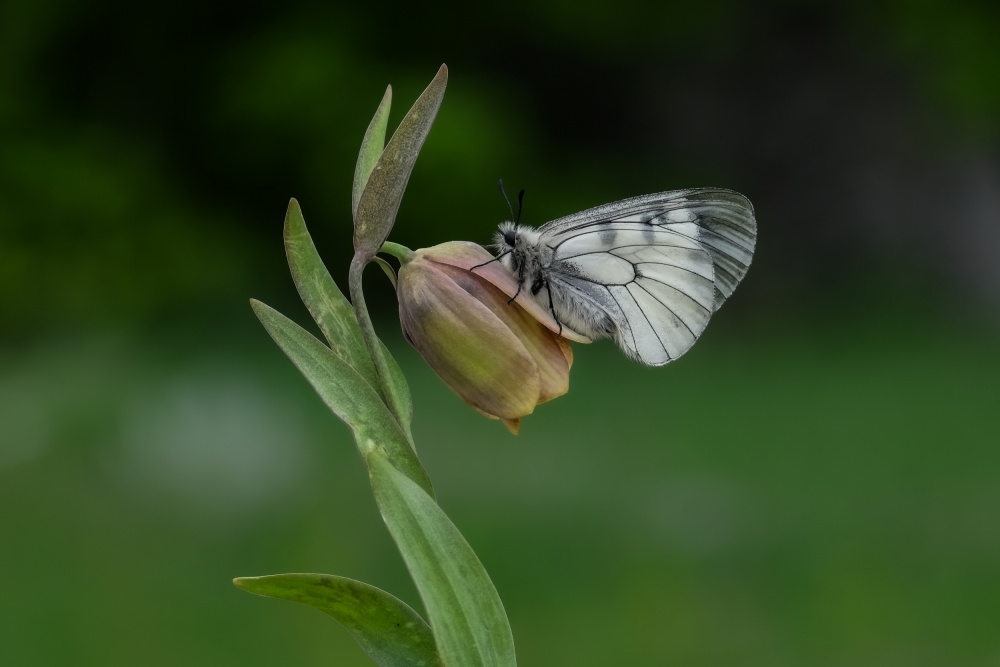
[642,223,657,244]
[648,198,755,310]
[552,228,701,255]
[535,189,755,354]
[598,222,618,247]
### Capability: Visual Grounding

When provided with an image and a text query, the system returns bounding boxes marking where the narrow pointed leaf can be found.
[354,64,448,261]
[283,199,413,440]
[369,452,516,667]
[348,258,417,445]
[234,574,439,667]
[353,85,392,220]
[372,256,398,289]
[284,198,376,385]
[251,299,432,496]
[379,337,412,442]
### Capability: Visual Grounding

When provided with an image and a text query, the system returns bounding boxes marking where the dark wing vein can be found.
[551,227,694,252]
[606,284,640,357]
[539,188,755,311]
[625,284,671,359]
[638,274,713,316]
[633,281,695,344]
[559,243,701,261]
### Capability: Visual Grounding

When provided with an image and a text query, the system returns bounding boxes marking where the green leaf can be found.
[284,198,376,386]
[372,256,398,289]
[369,452,516,667]
[353,85,392,220]
[234,574,439,667]
[283,199,413,441]
[353,64,448,261]
[378,337,413,442]
[378,340,412,440]
[250,299,432,496]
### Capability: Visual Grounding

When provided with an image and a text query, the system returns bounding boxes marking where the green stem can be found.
[348,253,407,429]
[379,241,415,264]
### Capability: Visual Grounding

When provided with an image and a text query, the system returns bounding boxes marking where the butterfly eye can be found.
[503,230,517,247]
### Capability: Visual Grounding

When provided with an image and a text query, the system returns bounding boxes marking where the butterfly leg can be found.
[470,250,509,271]
[507,283,523,305]
[507,263,528,305]
[543,279,563,336]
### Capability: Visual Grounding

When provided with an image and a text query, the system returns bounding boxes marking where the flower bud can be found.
[396,241,585,433]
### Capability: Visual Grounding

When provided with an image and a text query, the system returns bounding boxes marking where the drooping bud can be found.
[396,241,586,433]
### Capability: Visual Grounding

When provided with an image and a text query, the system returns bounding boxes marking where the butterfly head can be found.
[493,221,544,279]
[495,221,518,249]
[493,221,519,272]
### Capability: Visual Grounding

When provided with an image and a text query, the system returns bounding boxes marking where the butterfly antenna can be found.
[498,179,516,222]
[516,188,525,224]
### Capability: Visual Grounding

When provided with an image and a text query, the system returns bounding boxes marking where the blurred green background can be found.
[3,0,1000,664]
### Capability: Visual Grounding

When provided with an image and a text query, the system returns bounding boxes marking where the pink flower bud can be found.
[397,241,583,433]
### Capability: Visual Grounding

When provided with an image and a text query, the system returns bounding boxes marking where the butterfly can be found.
[489,187,756,366]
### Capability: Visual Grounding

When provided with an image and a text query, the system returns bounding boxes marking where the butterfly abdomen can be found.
[546,275,618,340]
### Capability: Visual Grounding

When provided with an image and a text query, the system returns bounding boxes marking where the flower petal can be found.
[397,261,542,419]
[500,418,521,435]
[435,263,571,405]
[421,241,592,343]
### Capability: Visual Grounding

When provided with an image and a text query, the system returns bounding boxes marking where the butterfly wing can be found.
[539,188,756,366]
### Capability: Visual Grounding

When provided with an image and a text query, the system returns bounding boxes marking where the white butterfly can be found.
[490,188,756,366]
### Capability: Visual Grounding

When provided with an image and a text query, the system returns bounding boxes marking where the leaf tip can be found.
[233,576,270,596]
[284,198,303,223]
[249,298,269,320]
[283,198,305,245]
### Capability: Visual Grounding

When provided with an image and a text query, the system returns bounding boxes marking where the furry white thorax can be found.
[493,221,616,341]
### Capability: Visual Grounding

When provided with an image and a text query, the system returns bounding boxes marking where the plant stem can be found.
[348,253,407,429]
[379,241,415,264]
